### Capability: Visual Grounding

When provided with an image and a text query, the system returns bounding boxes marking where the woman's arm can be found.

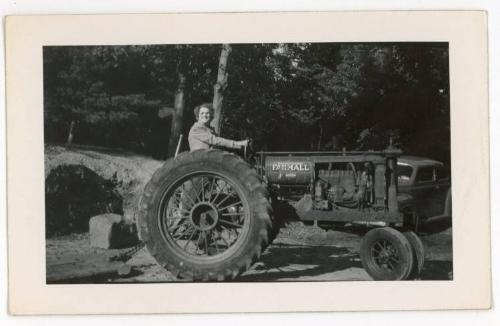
[189,124,245,150]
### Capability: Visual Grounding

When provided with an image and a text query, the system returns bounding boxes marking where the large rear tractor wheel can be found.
[137,149,273,281]
[360,227,414,280]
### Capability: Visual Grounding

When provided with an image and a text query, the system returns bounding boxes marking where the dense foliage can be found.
[45,165,123,236]
[44,43,450,163]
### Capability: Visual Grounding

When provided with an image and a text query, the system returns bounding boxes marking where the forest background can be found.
[43,43,450,164]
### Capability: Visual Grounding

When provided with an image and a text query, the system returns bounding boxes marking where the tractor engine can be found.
[264,156,375,210]
[315,166,373,209]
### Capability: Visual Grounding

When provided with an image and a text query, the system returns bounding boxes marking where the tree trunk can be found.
[168,73,186,157]
[211,44,232,134]
[66,120,75,146]
[317,125,323,151]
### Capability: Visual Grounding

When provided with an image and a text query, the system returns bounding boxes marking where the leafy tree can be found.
[43,42,450,163]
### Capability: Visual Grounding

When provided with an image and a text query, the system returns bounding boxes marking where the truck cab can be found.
[397,156,452,230]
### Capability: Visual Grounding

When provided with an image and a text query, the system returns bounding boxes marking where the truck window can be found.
[397,164,413,184]
[416,166,434,182]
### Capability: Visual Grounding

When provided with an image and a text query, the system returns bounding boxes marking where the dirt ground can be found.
[46,222,452,283]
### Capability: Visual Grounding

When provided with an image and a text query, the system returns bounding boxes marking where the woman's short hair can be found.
[194,103,214,120]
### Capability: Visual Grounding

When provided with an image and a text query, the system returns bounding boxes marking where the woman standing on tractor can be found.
[188,103,248,151]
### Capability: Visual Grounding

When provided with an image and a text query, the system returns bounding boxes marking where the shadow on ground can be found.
[234,238,453,282]
[236,244,362,282]
[49,268,144,284]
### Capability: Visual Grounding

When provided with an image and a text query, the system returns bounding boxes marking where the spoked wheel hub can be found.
[190,202,219,232]
[159,172,250,259]
[371,240,399,270]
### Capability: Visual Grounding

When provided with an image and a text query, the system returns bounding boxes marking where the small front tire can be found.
[360,227,414,280]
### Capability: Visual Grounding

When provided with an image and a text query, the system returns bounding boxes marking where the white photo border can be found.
[6,11,490,314]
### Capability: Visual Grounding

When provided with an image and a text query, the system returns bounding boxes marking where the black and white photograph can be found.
[6,11,490,314]
[43,42,452,283]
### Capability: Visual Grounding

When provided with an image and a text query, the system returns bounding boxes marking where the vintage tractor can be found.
[137,146,434,281]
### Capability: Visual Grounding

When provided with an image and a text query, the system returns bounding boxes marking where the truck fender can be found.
[397,193,415,212]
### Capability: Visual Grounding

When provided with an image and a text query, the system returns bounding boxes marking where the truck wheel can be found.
[360,227,414,280]
[403,231,425,278]
[137,149,272,281]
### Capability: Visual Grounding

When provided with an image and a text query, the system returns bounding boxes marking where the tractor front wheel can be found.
[360,227,414,280]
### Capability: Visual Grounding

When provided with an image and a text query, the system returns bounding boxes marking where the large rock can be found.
[89,214,139,249]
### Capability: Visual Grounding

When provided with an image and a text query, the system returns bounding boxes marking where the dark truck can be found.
[397,156,452,232]
[137,146,451,281]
